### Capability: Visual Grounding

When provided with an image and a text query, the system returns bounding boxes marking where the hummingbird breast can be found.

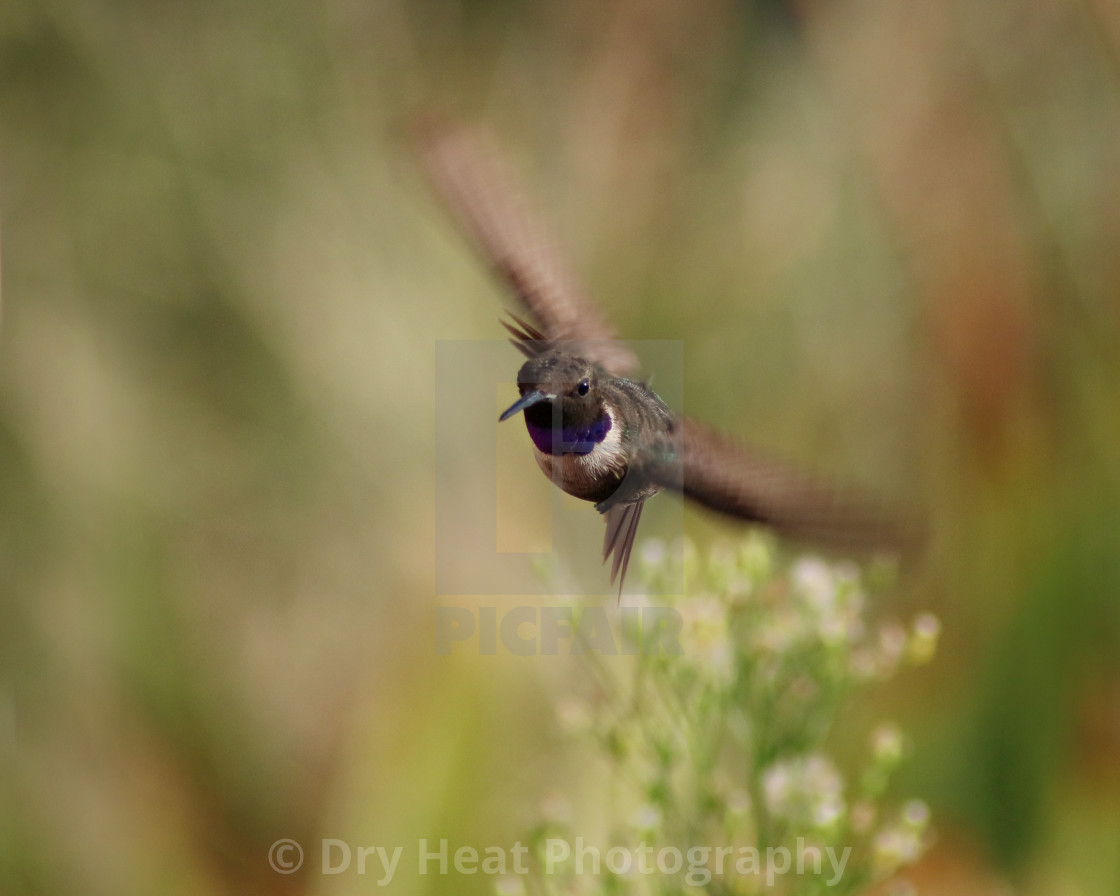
[531,403,630,504]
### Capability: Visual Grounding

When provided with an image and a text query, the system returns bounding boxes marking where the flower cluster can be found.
[516,534,935,895]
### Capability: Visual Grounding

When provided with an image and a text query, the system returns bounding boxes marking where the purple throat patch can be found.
[525,413,612,456]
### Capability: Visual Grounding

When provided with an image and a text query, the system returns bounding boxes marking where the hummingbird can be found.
[415,117,913,594]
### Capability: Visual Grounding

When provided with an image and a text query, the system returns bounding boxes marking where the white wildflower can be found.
[726,788,751,817]
[538,792,572,824]
[874,825,924,870]
[752,607,811,653]
[874,801,931,872]
[878,621,908,670]
[902,799,931,828]
[908,613,941,664]
[850,646,881,681]
[793,556,865,645]
[762,754,846,828]
[680,596,734,684]
[850,800,877,834]
[494,876,524,896]
[872,723,904,765]
[792,557,836,611]
[555,696,591,734]
[632,804,661,832]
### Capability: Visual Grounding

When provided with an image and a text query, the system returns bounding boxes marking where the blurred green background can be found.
[2,1,1119,894]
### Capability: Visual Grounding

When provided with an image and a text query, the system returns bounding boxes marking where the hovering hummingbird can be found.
[415,117,912,594]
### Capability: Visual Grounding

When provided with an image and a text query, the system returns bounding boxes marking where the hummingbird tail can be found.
[603,500,645,603]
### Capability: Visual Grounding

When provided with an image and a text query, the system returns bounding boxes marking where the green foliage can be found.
[515,537,937,895]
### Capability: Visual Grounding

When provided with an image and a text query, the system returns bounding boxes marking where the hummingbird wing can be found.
[646,417,917,555]
[602,500,645,601]
[413,115,640,377]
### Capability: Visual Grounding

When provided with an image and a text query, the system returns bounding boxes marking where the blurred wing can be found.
[414,115,639,377]
[602,500,645,601]
[647,417,918,555]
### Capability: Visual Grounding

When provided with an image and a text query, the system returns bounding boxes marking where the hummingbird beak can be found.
[499,389,551,422]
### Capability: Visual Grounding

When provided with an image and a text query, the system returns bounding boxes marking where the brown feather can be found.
[413,115,640,377]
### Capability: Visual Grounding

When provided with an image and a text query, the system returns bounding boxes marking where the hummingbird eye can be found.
[577,379,590,397]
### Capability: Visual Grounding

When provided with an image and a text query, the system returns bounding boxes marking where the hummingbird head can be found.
[499,351,613,456]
